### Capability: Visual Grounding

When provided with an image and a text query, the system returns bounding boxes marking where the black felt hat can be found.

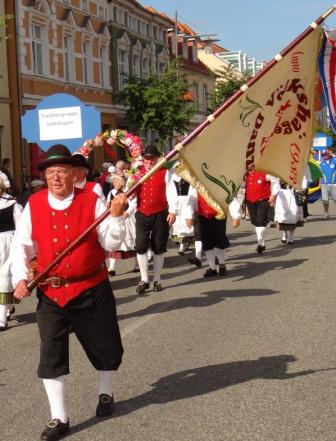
[38,144,76,171]
[72,153,91,171]
[143,145,161,159]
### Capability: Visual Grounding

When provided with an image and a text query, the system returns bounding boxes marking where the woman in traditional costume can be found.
[0,173,22,330]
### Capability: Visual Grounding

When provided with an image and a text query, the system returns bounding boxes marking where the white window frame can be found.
[31,23,44,75]
[82,40,92,85]
[118,48,129,89]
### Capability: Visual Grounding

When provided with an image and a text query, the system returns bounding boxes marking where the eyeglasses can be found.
[44,167,73,178]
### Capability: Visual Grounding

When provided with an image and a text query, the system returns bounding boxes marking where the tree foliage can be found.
[0,15,13,41]
[118,61,195,150]
[209,64,251,112]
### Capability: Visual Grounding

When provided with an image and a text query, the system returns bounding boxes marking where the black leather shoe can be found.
[108,270,116,277]
[256,245,266,253]
[218,264,227,276]
[188,257,202,268]
[203,268,217,278]
[153,281,162,291]
[6,306,15,320]
[96,394,115,417]
[136,281,150,294]
[41,419,69,440]
[0,323,8,332]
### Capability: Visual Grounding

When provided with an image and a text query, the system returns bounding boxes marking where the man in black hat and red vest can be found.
[72,153,105,201]
[245,169,280,253]
[133,145,178,294]
[11,144,127,440]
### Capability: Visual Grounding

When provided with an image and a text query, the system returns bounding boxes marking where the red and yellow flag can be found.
[176,27,323,217]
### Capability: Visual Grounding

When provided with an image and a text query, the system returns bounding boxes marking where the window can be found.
[63,36,70,81]
[83,42,89,84]
[142,57,149,78]
[32,24,43,75]
[193,82,199,107]
[137,20,141,33]
[153,26,158,40]
[158,62,165,73]
[113,6,117,21]
[82,0,88,11]
[203,84,209,112]
[132,54,140,77]
[124,11,128,26]
[118,49,128,89]
[100,47,105,86]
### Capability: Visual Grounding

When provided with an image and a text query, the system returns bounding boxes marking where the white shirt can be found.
[75,179,106,202]
[10,190,125,286]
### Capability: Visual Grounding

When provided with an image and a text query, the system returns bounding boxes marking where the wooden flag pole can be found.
[27,5,336,292]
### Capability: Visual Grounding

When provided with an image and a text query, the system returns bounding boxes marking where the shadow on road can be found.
[69,354,328,436]
[117,288,278,321]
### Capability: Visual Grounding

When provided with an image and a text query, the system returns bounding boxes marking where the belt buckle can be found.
[49,276,61,288]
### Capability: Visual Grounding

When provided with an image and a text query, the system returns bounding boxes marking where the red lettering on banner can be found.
[291,51,303,73]
[288,143,301,185]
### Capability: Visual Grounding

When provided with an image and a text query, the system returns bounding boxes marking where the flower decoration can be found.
[75,129,144,159]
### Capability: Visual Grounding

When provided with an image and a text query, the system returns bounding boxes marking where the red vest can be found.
[84,181,96,191]
[30,188,108,307]
[198,194,218,219]
[136,167,168,215]
[245,171,271,203]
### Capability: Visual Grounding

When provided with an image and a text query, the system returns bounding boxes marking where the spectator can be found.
[319,149,336,219]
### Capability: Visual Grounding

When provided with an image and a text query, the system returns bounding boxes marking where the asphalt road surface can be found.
[1,201,336,441]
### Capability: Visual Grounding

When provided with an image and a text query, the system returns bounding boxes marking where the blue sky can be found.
[145,0,336,62]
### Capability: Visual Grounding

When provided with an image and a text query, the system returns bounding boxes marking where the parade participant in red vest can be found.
[245,169,280,253]
[72,153,105,201]
[11,144,127,441]
[186,192,230,277]
[133,145,177,294]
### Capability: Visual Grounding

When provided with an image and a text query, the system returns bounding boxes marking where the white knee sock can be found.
[105,258,116,271]
[205,249,216,270]
[153,253,164,283]
[0,305,7,326]
[137,253,149,282]
[282,231,287,241]
[147,248,153,260]
[288,230,295,241]
[43,376,68,423]
[255,226,266,245]
[98,370,113,397]
[109,258,116,271]
[179,243,186,253]
[194,241,202,260]
[215,248,226,265]
[133,257,139,270]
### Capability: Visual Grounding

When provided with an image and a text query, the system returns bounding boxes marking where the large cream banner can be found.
[176,27,323,217]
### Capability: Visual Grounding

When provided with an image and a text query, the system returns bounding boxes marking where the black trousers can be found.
[135,210,169,255]
[246,199,270,227]
[36,280,123,379]
[198,215,230,251]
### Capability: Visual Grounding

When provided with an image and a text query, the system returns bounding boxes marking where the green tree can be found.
[0,15,13,41]
[118,61,195,150]
[209,64,251,111]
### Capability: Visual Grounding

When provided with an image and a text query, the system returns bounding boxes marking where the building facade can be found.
[18,0,120,178]
[107,0,171,128]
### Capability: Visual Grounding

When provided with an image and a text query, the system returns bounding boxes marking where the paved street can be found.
[2,201,336,441]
